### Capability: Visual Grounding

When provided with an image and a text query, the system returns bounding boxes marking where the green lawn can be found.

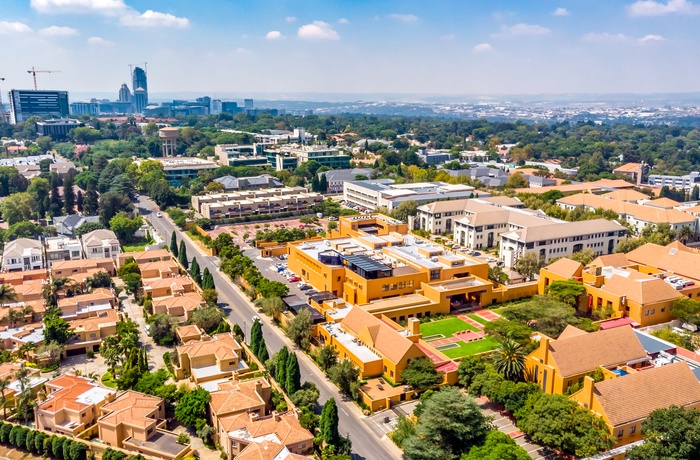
[101,371,117,388]
[122,237,155,252]
[440,336,500,359]
[467,314,491,327]
[420,317,478,338]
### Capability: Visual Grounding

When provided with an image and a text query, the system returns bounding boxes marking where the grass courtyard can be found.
[436,336,500,359]
[467,314,491,327]
[420,317,478,340]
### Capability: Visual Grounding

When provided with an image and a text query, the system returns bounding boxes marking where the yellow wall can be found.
[288,244,345,296]
[317,327,384,378]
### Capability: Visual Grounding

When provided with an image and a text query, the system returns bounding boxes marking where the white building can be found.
[416,197,524,235]
[2,238,43,272]
[80,229,121,260]
[499,219,628,269]
[343,179,487,211]
[647,171,700,191]
[45,236,83,267]
[319,168,373,194]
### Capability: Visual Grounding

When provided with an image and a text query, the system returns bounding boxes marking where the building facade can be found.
[9,89,69,124]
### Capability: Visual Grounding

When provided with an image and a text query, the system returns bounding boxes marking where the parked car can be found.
[470,251,481,256]
[486,257,497,263]
[288,276,301,283]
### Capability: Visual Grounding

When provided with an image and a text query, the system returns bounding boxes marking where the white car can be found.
[156,212,163,218]
[486,257,497,263]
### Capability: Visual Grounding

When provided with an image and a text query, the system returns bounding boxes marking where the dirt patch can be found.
[207,217,329,249]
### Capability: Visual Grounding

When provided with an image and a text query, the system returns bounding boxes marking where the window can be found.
[651,309,655,314]
[617,429,624,438]
[390,370,394,377]
[229,361,236,365]
[384,366,387,372]
[630,425,636,435]
[382,285,389,292]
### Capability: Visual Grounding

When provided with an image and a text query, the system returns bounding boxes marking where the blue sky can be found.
[1,0,699,98]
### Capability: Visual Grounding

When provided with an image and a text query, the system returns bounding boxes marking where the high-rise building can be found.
[118,83,131,103]
[131,66,148,112]
[9,89,69,124]
[244,98,253,109]
[210,99,222,115]
[222,101,241,114]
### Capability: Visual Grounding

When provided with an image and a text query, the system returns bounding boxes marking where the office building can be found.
[244,99,253,109]
[216,144,267,167]
[133,88,147,114]
[70,101,100,116]
[211,99,222,114]
[415,196,523,235]
[318,168,373,193]
[214,174,283,191]
[343,179,485,211]
[159,127,179,157]
[417,150,452,165]
[264,146,351,172]
[143,157,217,186]
[118,83,131,103]
[192,188,323,220]
[9,89,69,124]
[648,171,700,190]
[36,118,82,140]
[131,66,148,109]
[221,102,241,114]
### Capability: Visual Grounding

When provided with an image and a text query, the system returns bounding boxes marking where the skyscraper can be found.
[8,89,69,124]
[131,66,148,113]
[118,83,131,103]
[244,98,254,109]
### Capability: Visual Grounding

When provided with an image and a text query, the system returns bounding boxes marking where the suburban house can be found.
[81,229,121,260]
[175,324,204,344]
[525,325,649,395]
[36,373,115,436]
[52,258,117,277]
[97,390,190,460]
[174,333,245,384]
[65,310,119,356]
[45,236,84,267]
[0,363,46,413]
[139,260,180,280]
[53,214,100,237]
[2,238,43,272]
[118,249,171,267]
[143,277,194,298]
[570,361,700,446]
[218,411,313,460]
[209,378,271,432]
[57,288,117,319]
[153,292,205,322]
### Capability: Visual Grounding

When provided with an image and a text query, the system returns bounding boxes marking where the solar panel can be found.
[343,254,391,273]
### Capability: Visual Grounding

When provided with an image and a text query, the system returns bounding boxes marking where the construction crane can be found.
[27,67,61,90]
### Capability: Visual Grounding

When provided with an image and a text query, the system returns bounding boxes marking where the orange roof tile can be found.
[69,309,119,332]
[220,412,312,447]
[602,272,683,305]
[543,258,583,279]
[38,374,113,413]
[612,163,643,173]
[626,243,700,282]
[153,291,204,312]
[99,390,162,428]
[177,333,241,361]
[209,378,269,416]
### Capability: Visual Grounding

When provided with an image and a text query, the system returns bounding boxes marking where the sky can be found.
[2,0,700,99]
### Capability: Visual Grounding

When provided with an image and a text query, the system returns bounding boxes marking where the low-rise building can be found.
[2,238,43,272]
[209,378,271,430]
[139,259,180,280]
[45,236,83,267]
[318,168,373,193]
[118,249,171,267]
[214,174,283,191]
[53,215,101,237]
[0,363,45,413]
[216,144,266,167]
[97,390,190,460]
[81,229,121,260]
[647,171,700,190]
[36,373,115,435]
[176,324,203,343]
[65,310,119,356]
[192,188,323,220]
[218,411,313,460]
[417,150,451,165]
[174,333,244,384]
[52,258,117,277]
[57,288,117,319]
[139,157,218,187]
[613,162,648,185]
[143,276,194,298]
[153,292,205,321]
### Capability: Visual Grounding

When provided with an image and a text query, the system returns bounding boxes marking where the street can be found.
[136,196,402,460]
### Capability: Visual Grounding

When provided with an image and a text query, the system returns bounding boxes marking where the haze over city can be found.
[3,0,700,97]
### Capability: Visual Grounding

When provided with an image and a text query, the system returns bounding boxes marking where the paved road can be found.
[136,197,401,460]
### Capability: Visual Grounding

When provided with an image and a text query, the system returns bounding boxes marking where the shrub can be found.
[52,435,66,460]
[87,351,95,359]
[177,433,190,444]
[0,423,9,444]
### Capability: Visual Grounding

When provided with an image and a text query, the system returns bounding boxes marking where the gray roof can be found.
[320,168,373,182]
[633,330,677,355]
[347,179,394,192]
[214,174,283,190]
[54,215,100,236]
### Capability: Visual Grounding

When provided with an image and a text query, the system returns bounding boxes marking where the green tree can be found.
[320,398,341,447]
[286,309,313,350]
[462,430,530,460]
[401,357,443,390]
[75,221,104,237]
[678,225,694,244]
[275,347,289,384]
[329,360,359,396]
[501,296,579,338]
[0,285,18,309]
[44,311,72,345]
[506,173,529,189]
[202,268,215,290]
[27,177,50,218]
[178,241,188,269]
[0,376,10,420]
[285,352,301,395]
[492,337,526,382]
[63,173,76,215]
[49,174,63,217]
[457,356,487,388]
[109,212,142,242]
[545,280,586,307]
[627,406,700,460]
[570,248,596,265]
[190,258,201,286]
[170,231,178,257]
[189,305,224,333]
[147,314,178,346]
[174,388,211,428]
[250,318,263,355]
[83,179,99,216]
[98,191,133,227]
[488,265,510,285]
[317,345,338,372]
[0,192,35,225]
[513,252,542,281]
[671,297,700,325]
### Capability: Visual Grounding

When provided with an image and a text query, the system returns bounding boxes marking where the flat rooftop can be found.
[123,431,189,457]
[323,323,380,363]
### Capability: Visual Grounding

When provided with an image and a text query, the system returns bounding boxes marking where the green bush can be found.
[34,431,47,455]
[52,435,66,459]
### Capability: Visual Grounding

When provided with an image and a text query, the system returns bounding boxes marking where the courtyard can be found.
[420,309,501,359]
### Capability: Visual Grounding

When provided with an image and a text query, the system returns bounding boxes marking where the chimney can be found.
[272,410,281,422]
[255,380,263,397]
[249,412,259,422]
[579,375,596,410]
[408,317,421,336]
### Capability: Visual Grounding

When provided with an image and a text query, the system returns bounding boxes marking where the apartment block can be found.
[192,188,323,220]
[265,146,351,171]
[98,390,189,460]
[2,238,43,272]
[415,196,523,235]
[81,229,122,260]
[174,333,244,384]
[648,171,700,190]
[36,373,115,436]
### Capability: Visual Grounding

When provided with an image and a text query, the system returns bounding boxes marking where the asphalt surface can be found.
[136,196,401,460]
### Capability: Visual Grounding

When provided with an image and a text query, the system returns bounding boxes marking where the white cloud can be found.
[30,0,127,15]
[266,30,283,40]
[120,10,189,28]
[39,25,79,36]
[0,21,32,34]
[553,7,570,16]
[31,0,189,28]
[629,0,700,16]
[583,32,666,44]
[298,21,340,40]
[473,43,494,53]
[338,18,349,24]
[235,47,253,56]
[87,36,112,45]
[494,23,551,38]
[386,13,419,23]
[285,16,297,22]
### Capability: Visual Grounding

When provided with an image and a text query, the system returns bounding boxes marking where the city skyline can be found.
[1,0,700,96]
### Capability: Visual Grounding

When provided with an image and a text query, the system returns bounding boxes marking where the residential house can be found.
[97,390,190,460]
[36,373,115,436]
[218,411,313,460]
[53,215,100,238]
[0,362,46,413]
[143,277,194,298]
[174,333,244,384]
[2,238,43,272]
[570,361,700,446]
[139,259,180,280]
[209,378,271,432]
[81,229,121,260]
[52,258,117,277]
[45,236,83,267]
[65,310,119,356]
[153,292,205,322]
[176,324,203,344]
[525,325,649,395]
[118,249,171,267]
[57,288,117,319]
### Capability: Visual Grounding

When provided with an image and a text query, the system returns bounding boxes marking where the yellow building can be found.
[209,378,272,433]
[57,288,118,320]
[174,332,244,383]
[570,362,700,447]
[65,309,119,356]
[525,325,649,395]
[538,254,683,327]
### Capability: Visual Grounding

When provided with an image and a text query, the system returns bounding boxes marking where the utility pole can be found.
[27,67,61,90]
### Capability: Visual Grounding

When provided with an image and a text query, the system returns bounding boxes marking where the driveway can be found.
[121,293,171,371]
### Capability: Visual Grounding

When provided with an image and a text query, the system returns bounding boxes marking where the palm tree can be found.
[678,226,694,244]
[493,337,526,382]
[0,376,10,420]
[18,342,35,360]
[21,305,34,324]
[42,278,74,308]
[7,310,23,328]
[15,364,32,425]
[0,285,18,309]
